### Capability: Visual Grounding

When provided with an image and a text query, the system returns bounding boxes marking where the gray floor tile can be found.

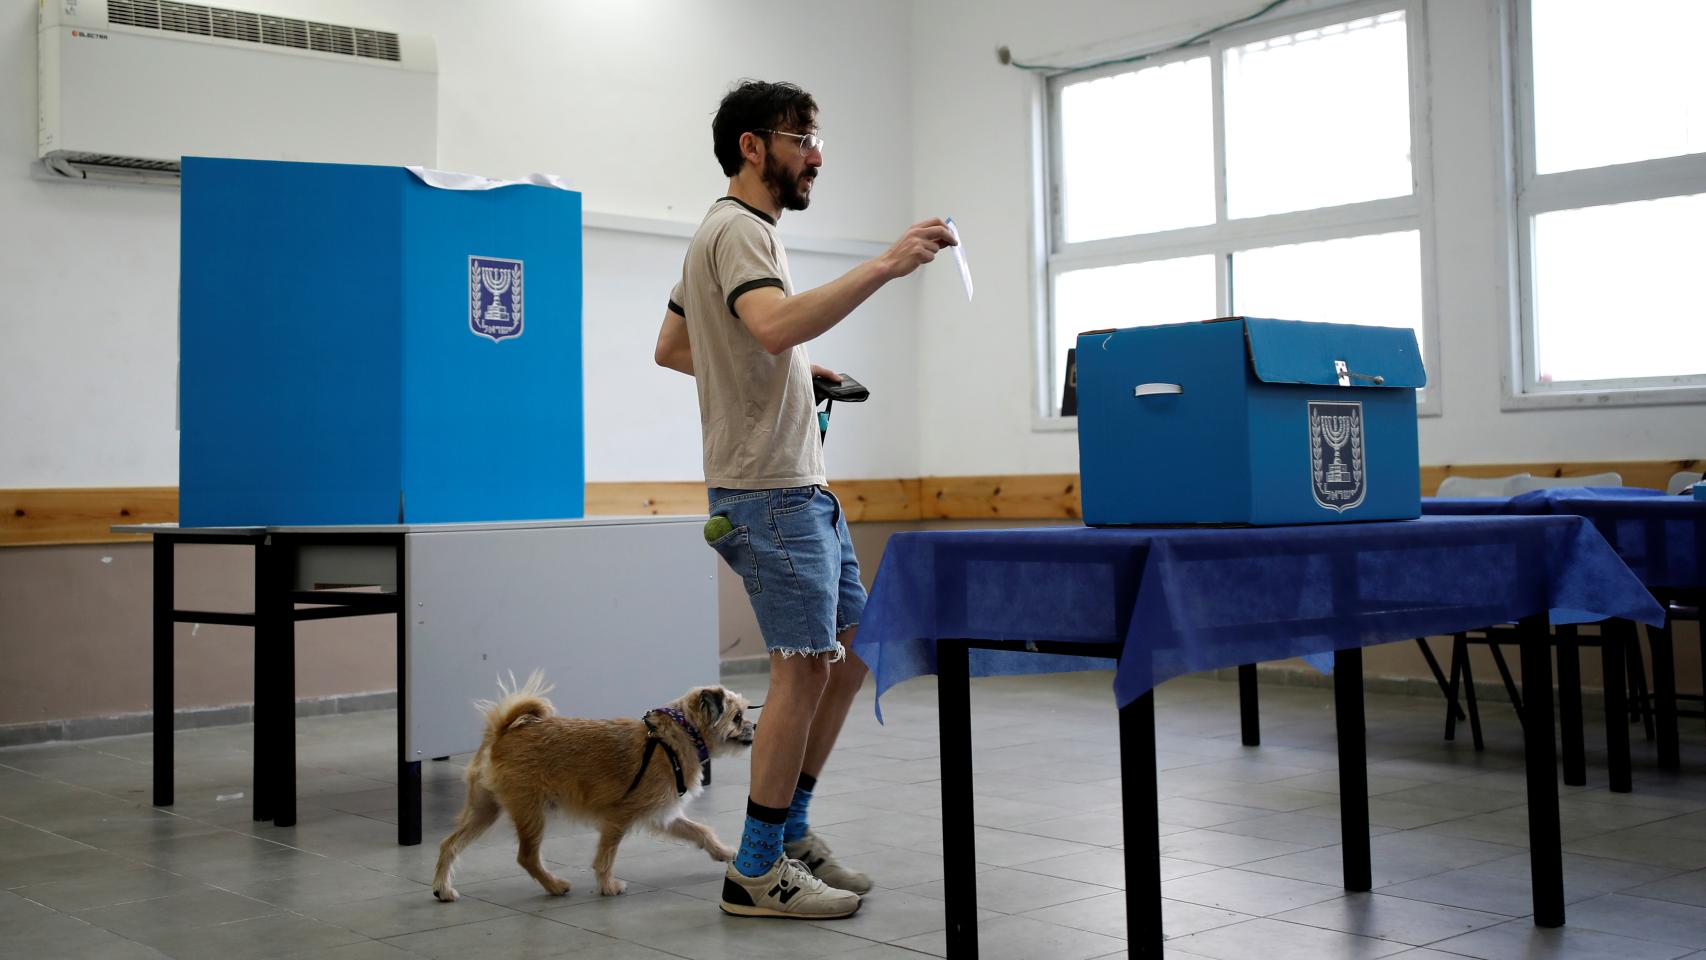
[890,913,1125,960]
[141,911,370,960]
[1163,916,1410,959]
[1430,917,1696,959]
[302,888,518,939]
[1160,828,1319,867]
[74,887,280,943]
[1560,892,1706,949]
[10,862,202,912]
[382,913,617,959]
[904,864,1114,914]
[1272,892,1509,945]
[1625,869,1706,908]
[1162,867,1345,915]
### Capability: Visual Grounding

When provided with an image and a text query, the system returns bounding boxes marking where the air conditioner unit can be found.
[38,0,437,184]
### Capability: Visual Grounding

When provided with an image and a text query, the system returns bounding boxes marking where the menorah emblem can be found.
[468,256,524,342]
[1308,401,1366,512]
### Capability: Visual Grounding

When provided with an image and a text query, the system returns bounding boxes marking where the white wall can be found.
[909,0,1704,478]
[1,0,916,488]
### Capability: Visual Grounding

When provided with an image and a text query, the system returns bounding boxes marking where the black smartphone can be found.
[813,374,869,403]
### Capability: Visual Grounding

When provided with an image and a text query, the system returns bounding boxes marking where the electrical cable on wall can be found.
[996,0,1294,73]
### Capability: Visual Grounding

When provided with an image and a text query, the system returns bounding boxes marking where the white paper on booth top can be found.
[945,217,973,301]
[406,167,576,191]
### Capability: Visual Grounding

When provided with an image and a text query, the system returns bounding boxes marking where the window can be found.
[1041,2,1435,422]
[1510,0,1706,403]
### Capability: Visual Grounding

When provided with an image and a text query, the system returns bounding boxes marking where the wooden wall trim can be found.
[0,487,178,547]
[5,458,1698,546]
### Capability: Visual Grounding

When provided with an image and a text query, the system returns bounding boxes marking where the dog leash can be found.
[623,708,708,798]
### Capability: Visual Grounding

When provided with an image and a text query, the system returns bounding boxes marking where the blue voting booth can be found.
[179,158,583,527]
[1076,317,1425,526]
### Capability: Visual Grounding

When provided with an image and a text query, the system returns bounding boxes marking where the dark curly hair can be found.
[712,80,818,177]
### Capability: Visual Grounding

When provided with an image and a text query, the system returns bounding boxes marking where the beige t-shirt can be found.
[670,197,825,490]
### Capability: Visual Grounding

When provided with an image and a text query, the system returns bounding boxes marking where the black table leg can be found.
[1334,647,1371,892]
[398,541,421,846]
[1239,664,1260,746]
[265,536,298,828]
[1556,625,1585,787]
[938,640,977,959]
[252,539,274,823]
[1520,614,1564,927]
[1120,691,1163,958]
[1601,620,1632,793]
[1649,619,1680,770]
[152,536,174,808]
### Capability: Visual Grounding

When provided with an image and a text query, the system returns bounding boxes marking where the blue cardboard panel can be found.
[180,158,585,527]
[1246,386,1421,524]
[1244,317,1426,388]
[180,158,405,526]
[1076,321,1253,524]
[399,180,584,522]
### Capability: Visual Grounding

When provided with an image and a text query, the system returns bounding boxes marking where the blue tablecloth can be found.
[1425,489,1703,590]
[853,516,1665,719]
[1424,487,1669,516]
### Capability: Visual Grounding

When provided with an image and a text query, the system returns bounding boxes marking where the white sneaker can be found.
[719,857,861,919]
[785,830,873,895]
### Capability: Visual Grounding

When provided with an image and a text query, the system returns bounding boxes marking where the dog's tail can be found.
[473,670,556,745]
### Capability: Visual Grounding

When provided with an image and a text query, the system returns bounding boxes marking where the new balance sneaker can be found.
[719,857,861,919]
[785,830,873,895]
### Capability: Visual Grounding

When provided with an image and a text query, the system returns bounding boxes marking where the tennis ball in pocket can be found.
[704,515,734,543]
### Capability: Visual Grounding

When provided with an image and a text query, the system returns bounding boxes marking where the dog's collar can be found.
[622,708,708,799]
[652,706,710,764]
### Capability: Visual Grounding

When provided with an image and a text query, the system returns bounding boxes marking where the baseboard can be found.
[1213,661,1628,714]
[0,662,776,749]
[718,654,773,677]
[0,690,398,749]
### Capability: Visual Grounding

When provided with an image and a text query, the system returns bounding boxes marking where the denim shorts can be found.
[705,485,867,659]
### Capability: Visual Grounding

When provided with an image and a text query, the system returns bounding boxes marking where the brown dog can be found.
[431,671,755,902]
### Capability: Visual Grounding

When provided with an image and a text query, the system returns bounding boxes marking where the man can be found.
[654,79,953,920]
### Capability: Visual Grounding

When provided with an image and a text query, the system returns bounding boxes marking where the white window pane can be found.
[1532,1,1706,174]
[1232,231,1422,348]
[1533,195,1706,383]
[1053,256,1217,405]
[1224,13,1413,219]
[1058,58,1214,242]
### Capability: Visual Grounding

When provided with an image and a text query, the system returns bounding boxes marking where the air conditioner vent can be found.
[210,8,259,43]
[260,15,305,49]
[108,2,401,61]
[108,0,160,29]
[307,21,354,56]
[160,1,211,35]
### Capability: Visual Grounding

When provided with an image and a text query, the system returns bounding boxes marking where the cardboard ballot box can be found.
[179,157,583,526]
[1076,317,1425,526]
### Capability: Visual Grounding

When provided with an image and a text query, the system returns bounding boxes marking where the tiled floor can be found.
[4,669,1706,959]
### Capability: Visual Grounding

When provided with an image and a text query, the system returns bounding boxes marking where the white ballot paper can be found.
[944,217,973,301]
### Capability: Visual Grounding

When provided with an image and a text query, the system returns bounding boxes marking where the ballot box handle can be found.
[1133,383,1183,398]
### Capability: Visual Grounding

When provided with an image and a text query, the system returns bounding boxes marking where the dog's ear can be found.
[698,687,727,724]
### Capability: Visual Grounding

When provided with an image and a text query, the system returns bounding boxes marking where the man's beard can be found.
[763,153,815,211]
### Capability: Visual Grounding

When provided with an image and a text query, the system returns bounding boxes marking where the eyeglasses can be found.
[756,129,824,155]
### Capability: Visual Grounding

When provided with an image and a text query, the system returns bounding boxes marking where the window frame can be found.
[1500,0,1706,409]
[1032,0,1440,432]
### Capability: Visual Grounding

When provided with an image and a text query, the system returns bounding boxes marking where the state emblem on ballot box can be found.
[1308,400,1365,512]
[469,255,524,342]
[1075,316,1424,526]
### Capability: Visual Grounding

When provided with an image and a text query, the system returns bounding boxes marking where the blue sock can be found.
[783,772,816,843]
[735,799,788,878]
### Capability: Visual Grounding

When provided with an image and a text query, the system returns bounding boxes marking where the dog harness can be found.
[624,707,710,797]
